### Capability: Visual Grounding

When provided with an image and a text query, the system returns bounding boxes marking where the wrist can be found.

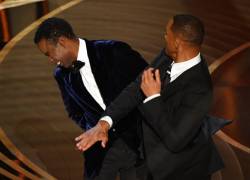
[146,91,160,97]
[98,120,110,132]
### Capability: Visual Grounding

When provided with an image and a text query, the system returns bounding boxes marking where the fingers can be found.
[75,128,109,152]
[75,133,96,151]
[76,139,91,151]
[75,131,94,151]
[142,70,146,84]
[141,68,161,97]
[76,134,108,151]
[142,68,160,83]
[75,133,84,141]
[146,68,154,82]
[155,69,161,84]
[76,140,85,151]
[142,68,154,83]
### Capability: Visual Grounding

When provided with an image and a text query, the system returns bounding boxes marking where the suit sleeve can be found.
[104,48,169,126]
[103,42,148,125]
[112,42,148,86]
[104,75,144,126]
[54,67,86,129]
[140,81,213,152]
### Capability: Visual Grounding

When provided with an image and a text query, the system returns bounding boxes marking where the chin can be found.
[65,63,72,68]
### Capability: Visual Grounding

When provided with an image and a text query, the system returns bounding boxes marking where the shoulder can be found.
[53,65,68,79]
[184,59,212,91]
[91,39,132,50]
[53,66,62,77]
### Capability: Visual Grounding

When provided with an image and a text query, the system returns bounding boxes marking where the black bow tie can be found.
[71,61,85,73]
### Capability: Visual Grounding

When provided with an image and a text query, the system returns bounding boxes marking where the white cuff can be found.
[100,116,113,129]
[143,94,161,103]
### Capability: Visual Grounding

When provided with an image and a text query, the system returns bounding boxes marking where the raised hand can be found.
[140,68,161,97]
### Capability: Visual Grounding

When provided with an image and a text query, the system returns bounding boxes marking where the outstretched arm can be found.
[75,67,161,151]
[75,70,144,151]
[75,50,171,151]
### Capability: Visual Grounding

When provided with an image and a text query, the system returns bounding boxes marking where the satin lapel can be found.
[85,40,110,105]
[65,71,103,114]
[161,59,203,98]
[161,76,184,98]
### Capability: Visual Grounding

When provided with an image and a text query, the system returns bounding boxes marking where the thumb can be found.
[101,137,108,148]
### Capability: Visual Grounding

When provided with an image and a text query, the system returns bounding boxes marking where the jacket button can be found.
[112,128,116,132]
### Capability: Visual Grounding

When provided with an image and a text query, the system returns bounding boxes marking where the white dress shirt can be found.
[77,39,113,126]
[102,53,201,128]
[77,38,106,109]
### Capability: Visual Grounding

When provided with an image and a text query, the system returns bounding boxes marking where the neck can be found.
[68,38,80,63]
[174,46,200,63]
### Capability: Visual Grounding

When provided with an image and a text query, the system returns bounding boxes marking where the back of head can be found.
[34,17,76,44]
[172,14,205,47]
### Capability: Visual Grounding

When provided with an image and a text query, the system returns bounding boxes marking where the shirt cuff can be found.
[100,116,113,129]
[143,94,161,103]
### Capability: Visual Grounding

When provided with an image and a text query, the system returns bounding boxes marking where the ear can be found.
[57,36,67,48]
[174,36,181,49]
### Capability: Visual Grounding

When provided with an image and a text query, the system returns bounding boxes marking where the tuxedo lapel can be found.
[161,59,204,98]
[161,76,184,98]
[66,71,103,114]
[85,40,111,105]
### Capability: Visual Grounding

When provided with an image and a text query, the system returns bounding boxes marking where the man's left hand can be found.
[141,68,161,97]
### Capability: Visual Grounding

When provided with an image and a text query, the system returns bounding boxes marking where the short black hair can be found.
[172,14,205,46]
[34,17,76,44]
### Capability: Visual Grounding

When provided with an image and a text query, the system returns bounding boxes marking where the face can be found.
[164,18,177,60]
[37,38,73,68]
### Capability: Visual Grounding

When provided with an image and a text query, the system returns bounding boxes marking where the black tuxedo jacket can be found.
[104,50,224,180]
[54,39,148,177]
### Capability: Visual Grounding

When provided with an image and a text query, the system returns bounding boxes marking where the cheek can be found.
[54,48,66,60]
[56,49,72,66]
[55,51,64,60]
[165,41,176,58]
[166,38,174,51]
[165,40,172,52]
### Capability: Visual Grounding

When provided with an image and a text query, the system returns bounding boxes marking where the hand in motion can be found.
[141,68,161,97]
[75,121,109,151]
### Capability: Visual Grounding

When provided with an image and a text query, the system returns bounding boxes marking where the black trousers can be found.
[84,139,145,180]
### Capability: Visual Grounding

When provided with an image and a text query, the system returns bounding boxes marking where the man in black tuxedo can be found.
[75,15,225,180]
[34,17,148,180]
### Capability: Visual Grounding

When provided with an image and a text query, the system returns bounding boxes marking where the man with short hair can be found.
[75,14,225,180]
[34,17,148,180]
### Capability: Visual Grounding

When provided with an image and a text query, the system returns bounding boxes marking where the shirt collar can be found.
[76,38,88,63]
[170,53,201,78]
